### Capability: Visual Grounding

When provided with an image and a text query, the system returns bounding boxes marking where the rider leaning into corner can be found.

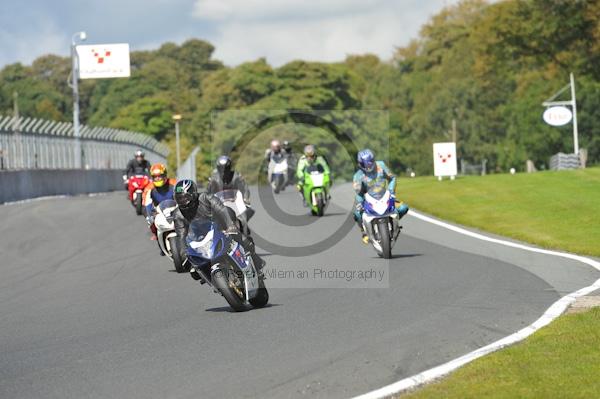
[207,155,250,202]
[353,149,409,244]
[143,163,177,242]
[172,180,265,281]
[296,144,331,204]
[124,150,151,179]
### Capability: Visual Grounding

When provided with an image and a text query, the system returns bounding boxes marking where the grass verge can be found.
[401,308,600,399]
[397,167,600,257]
[392,167,600,398]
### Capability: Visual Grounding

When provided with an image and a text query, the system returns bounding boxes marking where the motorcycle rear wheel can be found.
[249,278,269,308]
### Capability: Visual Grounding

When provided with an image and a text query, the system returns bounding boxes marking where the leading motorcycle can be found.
[154,199,188,273]
[186,220,269,312]
[362,189,401,259]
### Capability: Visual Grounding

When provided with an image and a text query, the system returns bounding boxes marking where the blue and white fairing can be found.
[363,190,395,216]
[186,221,227,263]
[361,188,400,254]
[185,220,259,300]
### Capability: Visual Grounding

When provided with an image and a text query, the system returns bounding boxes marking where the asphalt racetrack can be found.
[1,184,598,398]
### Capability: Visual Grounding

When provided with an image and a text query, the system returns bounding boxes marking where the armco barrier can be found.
[0,169,124,204]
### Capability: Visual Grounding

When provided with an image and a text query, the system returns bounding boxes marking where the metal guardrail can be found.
[176,146,200,182]
[0,115,169,170]
[549,152,580,170]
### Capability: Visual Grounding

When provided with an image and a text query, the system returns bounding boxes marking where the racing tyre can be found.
[169,236,188,273]
[316,194,325,217]
[249,278,269,308]
[212,268,248,312]
[377,219,392,259]
[135,194,143,215]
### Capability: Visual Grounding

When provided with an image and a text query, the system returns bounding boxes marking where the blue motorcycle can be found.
[186,220,268,311]
[361,188,401,259]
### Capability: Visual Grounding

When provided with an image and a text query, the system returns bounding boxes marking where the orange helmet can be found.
[150,163,167,187]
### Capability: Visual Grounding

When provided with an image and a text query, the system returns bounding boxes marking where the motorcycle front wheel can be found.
[169,237,188,273]
[212,267,249,312]
[135,194,143,215]
[376,219,392,259]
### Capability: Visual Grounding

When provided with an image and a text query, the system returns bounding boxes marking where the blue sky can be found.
[0,0,456,68]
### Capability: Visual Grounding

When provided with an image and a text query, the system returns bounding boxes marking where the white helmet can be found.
[270,140,281,152]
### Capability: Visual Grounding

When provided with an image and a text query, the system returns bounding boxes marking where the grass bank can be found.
[392,167,600,398]
[397,167,600,257]
[401,308,600,399]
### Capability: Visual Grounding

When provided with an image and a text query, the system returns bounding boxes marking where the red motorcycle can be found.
[127,175,150,215]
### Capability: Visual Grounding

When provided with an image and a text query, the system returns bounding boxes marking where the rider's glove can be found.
[226,225,242,241]
[355,202,364,213]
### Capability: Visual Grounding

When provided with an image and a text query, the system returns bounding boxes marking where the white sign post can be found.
[76,43,131,79]
[542,73,579,154]
[433,142,457,180]
[70,38,130,168]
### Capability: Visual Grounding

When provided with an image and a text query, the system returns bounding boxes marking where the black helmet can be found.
[135,150,145,159]
[283,140,292,153]
[216,155,234,184]
[174,179,198,211]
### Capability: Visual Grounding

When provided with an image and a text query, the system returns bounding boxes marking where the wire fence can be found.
[0,115,169,170]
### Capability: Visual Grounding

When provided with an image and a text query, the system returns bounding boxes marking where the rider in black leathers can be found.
[172,180,265,280]
[124,150,151,178]
[207,155,250,202]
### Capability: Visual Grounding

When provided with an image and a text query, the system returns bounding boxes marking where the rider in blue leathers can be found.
[352,149,409,243]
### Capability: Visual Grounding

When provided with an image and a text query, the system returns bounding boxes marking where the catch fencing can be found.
[0,115,168,170]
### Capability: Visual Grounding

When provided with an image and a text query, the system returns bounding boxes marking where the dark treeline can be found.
[1,0,599,177]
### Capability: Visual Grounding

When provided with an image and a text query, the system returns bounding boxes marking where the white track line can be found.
[353,210,600,399]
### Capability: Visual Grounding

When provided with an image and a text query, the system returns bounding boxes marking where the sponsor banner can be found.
[77,43,130,79]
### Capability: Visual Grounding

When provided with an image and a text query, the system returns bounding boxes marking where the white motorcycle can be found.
[268,158,288,194]
[361,189,401,259]
[213,189,255,237]
[154,199,187,273]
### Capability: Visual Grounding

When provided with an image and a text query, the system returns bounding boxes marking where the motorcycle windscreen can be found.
[214,190,237,202]
[272,159,288,174]
[366,179,389,200]
[305,164,325,173]
[214,190,246,217]
[364,190,393,216]
[186,220,219,259]
[158,199,177,212]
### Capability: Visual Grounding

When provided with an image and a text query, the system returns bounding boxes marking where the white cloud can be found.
[0,17,66,66]
[194,0,383,21]
[193,0,456,66]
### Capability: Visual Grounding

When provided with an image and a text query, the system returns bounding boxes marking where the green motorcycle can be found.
[302,164,331,216]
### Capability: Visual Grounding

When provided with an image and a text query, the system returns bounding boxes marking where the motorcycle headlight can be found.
[189,230,214,258]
